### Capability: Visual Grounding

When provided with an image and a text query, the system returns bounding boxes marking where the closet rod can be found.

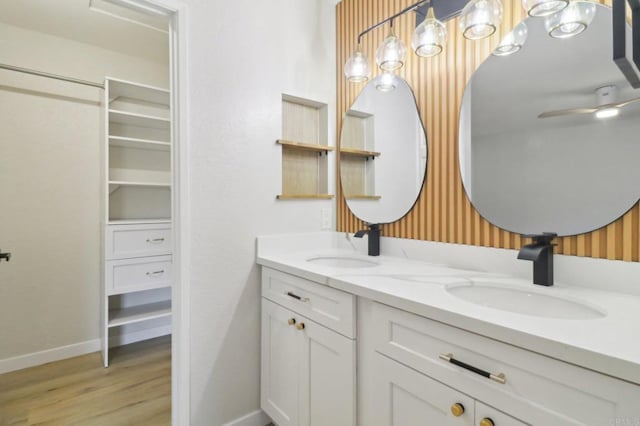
[0,63,104,89]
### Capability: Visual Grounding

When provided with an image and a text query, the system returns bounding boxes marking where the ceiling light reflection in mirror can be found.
[459,3,640,236]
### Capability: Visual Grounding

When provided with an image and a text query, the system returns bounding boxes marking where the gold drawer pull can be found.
[450,403,465,417]
[288,318,296,326]
[439,353,506,384]
[296,322,306,331]
[480,418,495,426]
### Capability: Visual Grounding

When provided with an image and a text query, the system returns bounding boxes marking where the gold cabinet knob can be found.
[296,322,306,330]
[450,403,465,417]
[288,318,296,326]
[480,418,495,426]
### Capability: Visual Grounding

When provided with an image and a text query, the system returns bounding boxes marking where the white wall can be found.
[183,0,336,424]
[0,22,168,361]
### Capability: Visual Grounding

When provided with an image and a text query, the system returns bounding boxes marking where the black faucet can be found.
[354,223,380,256]
[517,233,557,286]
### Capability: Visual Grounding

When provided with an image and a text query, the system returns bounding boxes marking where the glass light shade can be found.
[493,22,528,56]
[375,72,398,92]
[522,0,568,17]
[344,45,370,82]
[376,27,407,71]
[459,0,503,40]
[412,8,447,57]
[545,1,596,39]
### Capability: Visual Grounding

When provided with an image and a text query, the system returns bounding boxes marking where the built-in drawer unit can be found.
[105,223,171,260]
[105,255,172,295]
[370,301,640,425]
[262,267,355,338]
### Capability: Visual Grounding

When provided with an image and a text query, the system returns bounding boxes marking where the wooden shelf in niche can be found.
[340,147,380,158]
[277,139,333,154]
[345,195,381,200]
[276,194,334,200]
[278,95,331,200]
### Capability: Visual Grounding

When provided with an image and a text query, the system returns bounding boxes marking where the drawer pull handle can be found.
[146,270,165,276]
[439,353,506,384]
[286,291,309,302]
[146,238,165,243]
[480,418,495,426]
[288,318,296,326]
[296,322,305,331]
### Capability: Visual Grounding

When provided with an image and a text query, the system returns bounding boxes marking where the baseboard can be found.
[0,339,100,375]
[223,410,271,426]
[0,325,172,375]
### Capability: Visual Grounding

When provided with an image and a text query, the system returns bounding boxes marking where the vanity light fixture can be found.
[376,23,407,71]
[412,7,447,58]
[375,72,398,92]
[344,43,371,83]
[459,0,504,40]
[522,0,569,17]
[545,0,596,39]
[344,0,510,84]
[493,22,528,56]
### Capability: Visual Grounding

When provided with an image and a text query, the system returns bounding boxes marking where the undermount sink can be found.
[306,256,378,268]
[446,283,606,320]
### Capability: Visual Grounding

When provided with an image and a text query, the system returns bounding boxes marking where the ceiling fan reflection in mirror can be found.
[537,85,640,119]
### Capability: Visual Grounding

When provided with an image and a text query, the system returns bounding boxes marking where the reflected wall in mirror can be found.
[460,3,640,237]
[340,75,427,224]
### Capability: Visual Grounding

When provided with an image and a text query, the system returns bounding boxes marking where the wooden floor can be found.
[0,337,171,426]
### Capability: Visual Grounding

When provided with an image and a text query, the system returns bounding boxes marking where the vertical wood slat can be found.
[336,0,638,263]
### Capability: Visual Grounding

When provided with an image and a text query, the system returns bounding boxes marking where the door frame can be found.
[109,1,191,424]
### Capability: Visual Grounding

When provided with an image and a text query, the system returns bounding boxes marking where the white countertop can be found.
[256,233,640,386]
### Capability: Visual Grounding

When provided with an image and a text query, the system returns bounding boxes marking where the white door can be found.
[298,316,356,426]
[372,352,475,426]
[261,299,302,426]
[475,401,528,426]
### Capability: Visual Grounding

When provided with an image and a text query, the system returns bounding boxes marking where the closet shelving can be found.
[101,77,173,367]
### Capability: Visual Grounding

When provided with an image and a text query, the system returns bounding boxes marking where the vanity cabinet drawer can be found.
[370,301,640,425]
[261,267,355,338]
[105,223,172,260]
[106,255,172,295]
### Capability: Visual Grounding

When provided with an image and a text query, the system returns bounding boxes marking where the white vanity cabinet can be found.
[261,268,356,426]
[372,352,524,426]
[363,300,640,426]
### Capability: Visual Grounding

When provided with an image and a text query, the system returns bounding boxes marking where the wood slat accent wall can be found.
[336,0,640,261]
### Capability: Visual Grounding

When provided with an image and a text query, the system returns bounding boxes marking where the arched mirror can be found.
[459,3,640,236]
[340,75,427,224]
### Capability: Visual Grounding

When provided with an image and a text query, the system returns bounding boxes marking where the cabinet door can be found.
[261,299,302,426]
[372,352,475,426]
[298,316,356,426]
[475,401,528,426]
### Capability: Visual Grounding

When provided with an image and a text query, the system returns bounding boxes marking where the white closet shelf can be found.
[108,181,171,194]
[109,109,170,130]
[108,300,171,328]
[108,78,170,106]
[107,219,171,225]
[109,136,171,151]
